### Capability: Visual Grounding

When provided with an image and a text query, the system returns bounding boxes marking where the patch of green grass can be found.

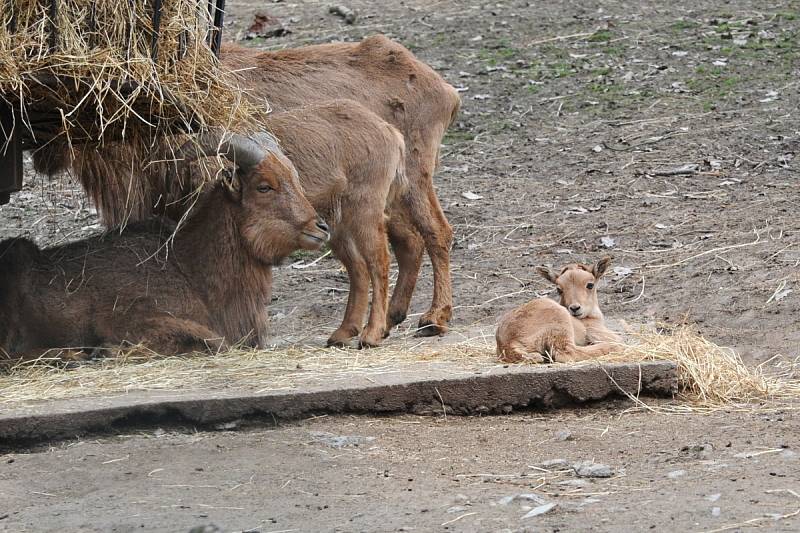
[444,130,476,144]
[591,66,612,76]
[671,20,700,31]
[588,29,613,42]
[779,11,797,21]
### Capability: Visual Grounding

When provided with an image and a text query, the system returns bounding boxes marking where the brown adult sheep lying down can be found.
[495,257,622,363]
[0,134,328,365]
[159,100,407,348]
[45,35,461,338]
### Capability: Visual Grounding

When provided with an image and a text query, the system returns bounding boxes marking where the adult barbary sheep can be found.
[495,257,622,363]
[44,35,461,337]
[1,134,328,363]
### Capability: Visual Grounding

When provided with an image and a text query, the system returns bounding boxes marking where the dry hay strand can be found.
[600,326,800,410]
[0,1,266,148]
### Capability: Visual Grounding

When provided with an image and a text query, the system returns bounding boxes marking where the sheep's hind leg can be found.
[121,316,227,356]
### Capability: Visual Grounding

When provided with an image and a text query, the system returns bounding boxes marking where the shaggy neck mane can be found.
[173,189,271,347]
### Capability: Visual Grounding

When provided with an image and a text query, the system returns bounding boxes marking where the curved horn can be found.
[178,132,266,171]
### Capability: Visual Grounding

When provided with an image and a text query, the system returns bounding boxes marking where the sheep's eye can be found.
[257,184,273,193]
[587,282,595,289]
[556,287,563,294]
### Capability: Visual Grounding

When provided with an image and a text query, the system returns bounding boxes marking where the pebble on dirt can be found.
[329,5,357,24]
[308,431,375,448]
[521,502,557,519]
[573,461,615,478]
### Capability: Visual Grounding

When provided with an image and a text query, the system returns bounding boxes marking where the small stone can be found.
[573,461,614,478]
[498,493,546,506]
[539,459,569,469]
[667,469,687,479]
[558,479,589,487]
[706,493,722,502]
[780,449,797,460]
[712,507,721,517]
[521,503,557,519]
[447,505,469,513]
[454,494,470,504]
[554,430,573,442]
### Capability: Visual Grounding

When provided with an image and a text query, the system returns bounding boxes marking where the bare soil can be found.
[2,0,800,531]
[2,409,799,532]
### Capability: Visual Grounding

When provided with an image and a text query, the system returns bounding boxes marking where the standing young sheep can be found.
[496,257,623,363]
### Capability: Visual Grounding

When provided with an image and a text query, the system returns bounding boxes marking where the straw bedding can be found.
[2,328,798,411]
[0,0,265,148]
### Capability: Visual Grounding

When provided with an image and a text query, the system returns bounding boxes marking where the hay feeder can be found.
[0,0,253,205]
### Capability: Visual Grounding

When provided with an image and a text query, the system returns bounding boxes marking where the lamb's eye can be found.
[587,282,595,289]
[257,184,273,193]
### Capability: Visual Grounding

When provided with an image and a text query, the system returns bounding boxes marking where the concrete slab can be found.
[0,361,676,449]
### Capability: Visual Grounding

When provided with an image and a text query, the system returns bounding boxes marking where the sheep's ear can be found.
[592,256,612,280]
[222,169,242,202]
[535,266,559,284]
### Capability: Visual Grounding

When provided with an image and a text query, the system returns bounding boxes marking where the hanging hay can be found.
[2,327,798,411]
[0,0,266,149]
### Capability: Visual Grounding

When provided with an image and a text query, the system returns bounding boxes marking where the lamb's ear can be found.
[535,266,559,284]
[592,256,612,280]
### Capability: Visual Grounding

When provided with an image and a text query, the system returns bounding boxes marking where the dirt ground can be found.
[2,409,799,532]
[2,0,800,531]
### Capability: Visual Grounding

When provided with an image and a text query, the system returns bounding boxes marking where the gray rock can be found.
[667,469,687,479]
[538,458,569,469]
[308,431,375,448]
[554,430,574,442]
[712,507,721,517]
[558,479,589,487]
[706,493,721,502]
[573,461,614,478]
[521,503,557,519]
[447,505,469,513]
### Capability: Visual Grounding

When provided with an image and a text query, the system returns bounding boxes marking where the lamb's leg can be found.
[496,340,545,364]
[552,342,617,363]
[358,223,391,348]
[386,212,425,330]
[327,235,370,347]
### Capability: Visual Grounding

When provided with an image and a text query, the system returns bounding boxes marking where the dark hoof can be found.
[414,321,446,337]
[387,310,407,329]
[326,338,352,348]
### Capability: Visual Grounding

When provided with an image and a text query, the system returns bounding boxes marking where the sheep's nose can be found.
[569,304,581,313]
[316,219,330,234]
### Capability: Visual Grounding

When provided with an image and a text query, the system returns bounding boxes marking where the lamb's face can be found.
[554,266,601,320]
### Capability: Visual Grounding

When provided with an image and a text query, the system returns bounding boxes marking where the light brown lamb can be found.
[495,257,622,363]
[159,100,407,347]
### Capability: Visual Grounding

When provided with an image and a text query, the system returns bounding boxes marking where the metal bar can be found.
[206,0,214,46]
[211,0,226,57]
[150,0,163,59]
[0,103,23,206]
[6,0,16,32]
[48,0,58,51]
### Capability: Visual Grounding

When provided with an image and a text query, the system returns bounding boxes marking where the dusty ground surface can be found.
[2,409,799,532]
[2,0,800,531]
